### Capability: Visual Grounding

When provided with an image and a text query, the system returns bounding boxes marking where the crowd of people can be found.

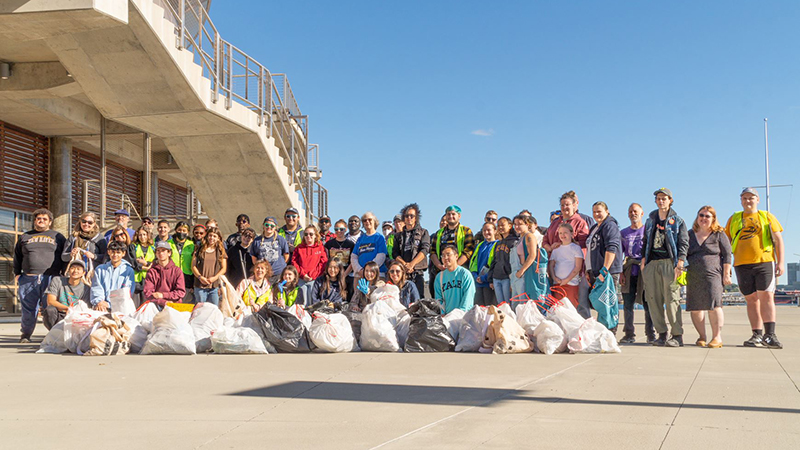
[13,187,785,349]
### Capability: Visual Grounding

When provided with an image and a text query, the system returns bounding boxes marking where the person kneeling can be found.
[91,240,136,312]
[143,241,186,309]
[434,245,476,314]
[43,260,91,329]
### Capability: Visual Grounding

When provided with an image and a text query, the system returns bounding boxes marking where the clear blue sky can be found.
[214,1,799,281]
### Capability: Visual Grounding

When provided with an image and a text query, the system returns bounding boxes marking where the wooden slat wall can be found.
[157,179,188,217]
[71,149,142,223]
[0,121,49,212]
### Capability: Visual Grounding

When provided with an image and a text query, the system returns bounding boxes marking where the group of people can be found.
[13,186,785,350]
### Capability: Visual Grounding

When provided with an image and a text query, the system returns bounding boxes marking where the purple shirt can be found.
[620,225,644,276]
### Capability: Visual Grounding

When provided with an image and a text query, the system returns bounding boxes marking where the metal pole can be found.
[100,117,107,227]
[143,132,152,217]
[764,118,771,213]
[179,0,186,49]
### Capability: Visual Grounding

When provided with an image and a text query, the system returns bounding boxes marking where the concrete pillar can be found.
[49,137,72,235]
[142,132,152,217]
[151,171,159,217]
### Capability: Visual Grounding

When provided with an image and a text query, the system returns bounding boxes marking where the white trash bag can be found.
[63,304,104,353]
[369,284,401,306]
[496,302,517,322]
[360,300,400,352]
[108,288,136,316]
[190,302,224,353]
[549,298,585,339]
[442,309,466,343]
[395,311,411,349]
[516,300,545,338]
[286,303,312,329]
[124,317,149,354]
[309,312,355,353]
[211,326,268,354]
[455,306,489,352]
[567,318,621,354]
[132,301,160,333]
[534,319,567,355]
[37,321,68,354]
[140,307,196,355]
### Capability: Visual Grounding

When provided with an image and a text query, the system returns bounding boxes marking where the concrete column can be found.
[142,132,152,217]
[151,171,159,217]
[49,137,72,235]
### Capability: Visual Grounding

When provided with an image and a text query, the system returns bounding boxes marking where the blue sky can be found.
[214,1,799,281]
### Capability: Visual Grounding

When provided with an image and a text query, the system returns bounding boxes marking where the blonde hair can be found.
[303,224,320,245]
[72,212,100,237]
[692,205,724,233]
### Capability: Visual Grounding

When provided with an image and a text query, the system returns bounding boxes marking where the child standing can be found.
[548,223,583,306]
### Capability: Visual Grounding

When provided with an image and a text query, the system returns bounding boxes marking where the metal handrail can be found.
[82,180,141,227]
[158,0,327,221]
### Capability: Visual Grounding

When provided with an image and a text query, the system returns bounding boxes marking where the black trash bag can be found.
[306,300,340,315]
[256,304,314,353]
[340,302,363,344]
[404,299,455,352]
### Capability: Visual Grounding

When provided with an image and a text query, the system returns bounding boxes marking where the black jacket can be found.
[393,225,431,272]
[489,232,519,280]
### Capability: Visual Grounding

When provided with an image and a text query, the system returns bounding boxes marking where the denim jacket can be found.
[642,208,689,268]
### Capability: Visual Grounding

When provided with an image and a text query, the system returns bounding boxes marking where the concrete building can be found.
[0,0,327,313]
[788,262,800,288]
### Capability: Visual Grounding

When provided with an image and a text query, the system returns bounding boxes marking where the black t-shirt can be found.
[649,217,670,261]
[325,239,355,268]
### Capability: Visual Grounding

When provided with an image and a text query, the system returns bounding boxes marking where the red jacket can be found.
[143,260,186,306]
[291,243,328,280]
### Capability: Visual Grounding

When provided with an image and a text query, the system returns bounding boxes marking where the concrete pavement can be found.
[1,305,799,449]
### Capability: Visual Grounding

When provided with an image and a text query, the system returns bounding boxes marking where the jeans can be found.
[194,287,220,306]
[493,278,511,305]
[409,272,425,299]
[298,279,312,306]
[577,276,592,319]
[18,274,52,338]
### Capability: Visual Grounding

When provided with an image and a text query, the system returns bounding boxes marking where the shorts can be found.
[734,262,775,296]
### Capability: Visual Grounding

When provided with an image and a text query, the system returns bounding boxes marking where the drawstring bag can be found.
[588,267,619,330]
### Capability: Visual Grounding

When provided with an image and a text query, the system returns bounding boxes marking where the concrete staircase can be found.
[2,0,304,226]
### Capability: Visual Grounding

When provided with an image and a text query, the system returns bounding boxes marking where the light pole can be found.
[764,118,771,213]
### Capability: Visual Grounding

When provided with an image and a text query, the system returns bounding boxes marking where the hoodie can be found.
[90,259,135,306]
[489,232,519,280]
[143,260,186,306]
[309,276,344,304]
[587,215,624,275]
[291,243,329,280]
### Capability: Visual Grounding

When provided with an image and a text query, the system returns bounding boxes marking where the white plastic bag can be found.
[442,309,465,343]
[190,302,224,353]
[133,302,160,332]
[125,317,148,354]
[140,307,196,355]
[108,288,136,316]
[395,311,411,348]
[37,322,68,354]
[496,302,517,322]
[309,312,355,353]
[211,326,268,354]
[455,306,489,352]
[369,284,401,308]
[534,320,567,355]
[286,303,312,329]
[550,298,585,339]
[63,305,104,353]
[516,300,545,338]
[567,318,621,354]
[360,300,400,352]
[240,312,277,353]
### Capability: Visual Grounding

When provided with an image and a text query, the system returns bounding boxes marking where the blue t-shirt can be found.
[353,232,388,273]
[434,266,476,314]
[250,234,289,275]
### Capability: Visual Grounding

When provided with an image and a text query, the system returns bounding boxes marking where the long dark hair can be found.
[386,260,408,289]
[319,259,347,299]
[198,227,226,259]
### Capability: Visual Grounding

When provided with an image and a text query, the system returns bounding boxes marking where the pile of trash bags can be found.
[37,284,619,356]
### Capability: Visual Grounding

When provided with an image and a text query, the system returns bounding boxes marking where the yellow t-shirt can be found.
[725,211,782,266]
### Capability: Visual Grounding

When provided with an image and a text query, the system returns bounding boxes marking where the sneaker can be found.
[653,333,667,347]
[743,332,765,348]
[666,335,684,347]
[619,335,636,344]
[763,333,783,349]
[19,337,31,344]
[646,335,656,345]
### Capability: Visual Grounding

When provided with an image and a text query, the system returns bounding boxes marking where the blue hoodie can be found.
[91,259,135,307]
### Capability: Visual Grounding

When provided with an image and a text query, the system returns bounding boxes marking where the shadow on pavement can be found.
[229,381,800,414]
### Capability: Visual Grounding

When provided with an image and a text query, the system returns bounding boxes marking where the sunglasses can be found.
[485,217,497,222]
[263,223,276,228]
[285,214,299,219]
[113,234,125,238]
[334,227,346,232]
[698,213,713,219]
[237,220,249,225]
[304,232,315,237]
[388,269,403,274]
[81,219,95,225]
[404,214,416,218]
[320,219,330,223]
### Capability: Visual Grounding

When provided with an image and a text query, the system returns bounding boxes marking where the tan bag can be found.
[83,314,133,356]
[219,275,247,319]
[483,305,533,354]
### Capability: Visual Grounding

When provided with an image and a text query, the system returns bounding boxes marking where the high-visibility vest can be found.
[469,240,497,273]
[277,287,299,307]
[729,211,773,254]
[241,281,272,307]
[434,225,466,257]
[278,227,303,248]
[166,239,181,267]
[133,244,155,283]
[386,233,395,259]
[180,240,195,275]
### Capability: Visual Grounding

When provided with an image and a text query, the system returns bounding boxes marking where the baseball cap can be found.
[263,216,278,225]
[142,216,153,224]
[114,209,130,217]
[393,214,403,222]
[653,188,673,198]
[740,187,759,197]
[67,259,86,270]
[155,241,172,250]
[382,221,393,229]
[285,207,299,215]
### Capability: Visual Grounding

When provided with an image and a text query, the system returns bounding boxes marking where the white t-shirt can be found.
[551,243,583,286]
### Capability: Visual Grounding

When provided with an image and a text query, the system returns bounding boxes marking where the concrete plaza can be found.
[1,305,799,449]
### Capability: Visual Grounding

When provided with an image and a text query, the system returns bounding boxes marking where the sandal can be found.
[707,339,723,348]
[695,339,707,347]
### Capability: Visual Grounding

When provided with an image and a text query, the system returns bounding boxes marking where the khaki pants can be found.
[643,259,683,336]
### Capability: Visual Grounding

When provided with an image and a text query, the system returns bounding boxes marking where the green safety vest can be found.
[434,225,467,257]
[386,233,395,259]
[278,227,303,248]
[241,282,273,307]
[729,211,773,254]
[133,244,155,283]
[166,239,181,267]
[180,240,195,275]
[277,288,299,308]
[469,240,497,273]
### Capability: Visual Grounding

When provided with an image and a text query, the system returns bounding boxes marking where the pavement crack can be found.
[769,349,800,394]
[658,349,709,449]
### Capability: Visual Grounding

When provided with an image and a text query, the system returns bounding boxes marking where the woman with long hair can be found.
[236,259,273,312]
[350,261,385,310]
[191,227,227,305]
[309,259,348,304]
[386,260,419,307]
[512,214,549,304]
[686,206,732,348]
[103,224,135,267]
[274,265,303,308]
[62,212,106,275]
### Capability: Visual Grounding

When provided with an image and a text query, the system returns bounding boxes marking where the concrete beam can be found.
[0,1,128,41]
[0,62,72,91]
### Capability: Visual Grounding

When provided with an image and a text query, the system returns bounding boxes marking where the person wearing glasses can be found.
[475,210,498,243]
[62,211,107,269]
[386,260,420,307]
[325,219,356,300]
[251,216,290,284]
[351,212,388,278]
[225,214,251,249]
[345,215,362,244]
[13,208,66,343]
[686,206,731,349]
[141,217,155,238]
[318,215,335,244]
[226,227,256,288]
[291,224,329,303]
[103,209,135,241]
[278,207,303,255]
[393,203,430,297]
[102,225,136,267]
